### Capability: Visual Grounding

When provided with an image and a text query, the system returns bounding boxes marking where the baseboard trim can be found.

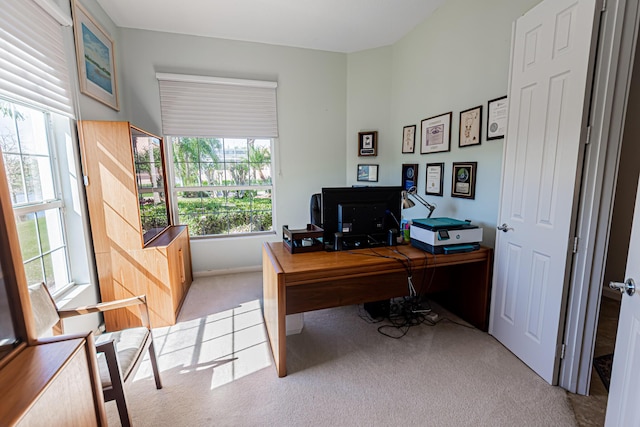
[193,265,262,278]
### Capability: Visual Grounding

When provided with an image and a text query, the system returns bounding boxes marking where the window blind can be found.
[0,0,74,118]
[156,73,278,138]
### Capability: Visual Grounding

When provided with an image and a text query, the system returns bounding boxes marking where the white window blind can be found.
[0,0,74,118]
[156,73,278,138]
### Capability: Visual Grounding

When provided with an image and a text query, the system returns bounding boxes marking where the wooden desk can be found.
[262,242,493,377]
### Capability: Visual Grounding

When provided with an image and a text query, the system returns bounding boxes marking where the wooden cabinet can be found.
[0,335,107,426]
[79,121,193,330]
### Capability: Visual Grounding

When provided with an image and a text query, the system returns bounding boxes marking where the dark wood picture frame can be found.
[459,105,482,148]
[402,125,416,153]
[426,162,444,197]
[357,164,379,182]
[358,131,378,156]
[421,112,452,154]
[487,96,508,140]
[451,162,477,199]
[401,163,418,191]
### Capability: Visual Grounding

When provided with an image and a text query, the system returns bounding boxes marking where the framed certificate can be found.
[451,162,477,199]
[357,164,378,182]
[358,131,377,156]
[402,164,418,191]
[402,125,416,153]
[487,96,508,140]
[426,163,444,196]
[421,112,452,154]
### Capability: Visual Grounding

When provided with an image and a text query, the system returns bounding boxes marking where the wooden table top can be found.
[264,242,491,286]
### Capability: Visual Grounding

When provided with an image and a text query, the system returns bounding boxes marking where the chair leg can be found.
[148,340,163,389]
[101,341,132,427]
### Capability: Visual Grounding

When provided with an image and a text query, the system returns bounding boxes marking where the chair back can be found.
[28,283,60,337]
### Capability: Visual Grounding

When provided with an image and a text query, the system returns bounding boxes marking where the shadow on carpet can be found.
[593,353,613,391]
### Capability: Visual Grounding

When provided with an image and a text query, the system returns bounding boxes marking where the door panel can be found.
[605,176,640,425]
[490,0,598,384]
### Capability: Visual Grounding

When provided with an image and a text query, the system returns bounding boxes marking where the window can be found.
[0,99,70,294]
[169,136,273,237]
[156,73,278,238]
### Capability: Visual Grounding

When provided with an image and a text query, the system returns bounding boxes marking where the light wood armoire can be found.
[79,121,193,331]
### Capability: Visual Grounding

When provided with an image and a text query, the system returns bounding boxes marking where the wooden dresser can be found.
[79,121,193,330]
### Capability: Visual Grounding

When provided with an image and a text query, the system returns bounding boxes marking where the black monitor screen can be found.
[321,186,402,248]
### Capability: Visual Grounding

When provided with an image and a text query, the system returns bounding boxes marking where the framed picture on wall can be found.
[487,96,508,140]
[358,131,378,156]
[357,164,379,182]
[402,125,416,153]
[426,162,444,196]
[402,164,418,191]
[451,162,477,199]
[421,112,452,154]
[459,105,482,147]
[72,0,120,111]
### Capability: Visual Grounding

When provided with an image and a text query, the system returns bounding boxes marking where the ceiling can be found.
[96,0,445,53]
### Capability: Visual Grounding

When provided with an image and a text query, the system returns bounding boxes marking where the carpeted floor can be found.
[106,272,578,426]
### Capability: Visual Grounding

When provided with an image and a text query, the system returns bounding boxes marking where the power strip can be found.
[425,312,439,323]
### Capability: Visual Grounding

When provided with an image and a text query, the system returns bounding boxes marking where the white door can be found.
[605,176,640,425]
[489,0,599,384]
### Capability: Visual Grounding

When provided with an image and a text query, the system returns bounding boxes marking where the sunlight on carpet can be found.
[131,298,272,389]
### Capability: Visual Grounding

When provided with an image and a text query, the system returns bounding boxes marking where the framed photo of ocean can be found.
[72,0,120,111]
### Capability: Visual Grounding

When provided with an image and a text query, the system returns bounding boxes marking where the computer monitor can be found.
[321,186,402,249]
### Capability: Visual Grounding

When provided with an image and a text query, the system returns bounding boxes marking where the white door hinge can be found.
[83,175,89,186]
[602,0,607,12]
[572,236,579,254]
[585,126,591,145]
[560,343,566,360]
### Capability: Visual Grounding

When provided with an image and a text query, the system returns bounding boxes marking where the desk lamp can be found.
[402,186,436,218]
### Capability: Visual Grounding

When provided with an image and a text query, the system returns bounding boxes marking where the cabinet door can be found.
[167,228,192,316]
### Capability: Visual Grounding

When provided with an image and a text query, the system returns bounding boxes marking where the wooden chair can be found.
[29,283,162,427]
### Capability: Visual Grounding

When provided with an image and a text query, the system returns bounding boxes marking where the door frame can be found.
[561,0,640,394]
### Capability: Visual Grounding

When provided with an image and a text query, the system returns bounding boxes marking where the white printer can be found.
[410,217,482,254]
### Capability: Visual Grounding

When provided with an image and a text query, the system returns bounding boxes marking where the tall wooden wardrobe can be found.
[78,121,193,331]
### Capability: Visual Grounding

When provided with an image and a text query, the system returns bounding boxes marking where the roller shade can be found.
[0,0,74,117]
[156,73,278,138]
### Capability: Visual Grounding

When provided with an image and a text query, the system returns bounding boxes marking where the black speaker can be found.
[387,228,398,246]
[333,232,343,251]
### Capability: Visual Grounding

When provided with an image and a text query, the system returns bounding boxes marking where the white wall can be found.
[116,29,348,273]
[346,47,393,183]
[346,0,542,249]
[74,0,544,274]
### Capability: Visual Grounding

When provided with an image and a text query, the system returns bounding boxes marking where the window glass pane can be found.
[14,105,48,155]
[43,249,69,294]
[225,139,248,162]
[42,208,64,251]
[0,105,19,154]
[16,212,40,261]
[228,161,249,186]
[24,155,55,202]
[2,153,26,204]
[171,136,273,237]
[24,258,44,286]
